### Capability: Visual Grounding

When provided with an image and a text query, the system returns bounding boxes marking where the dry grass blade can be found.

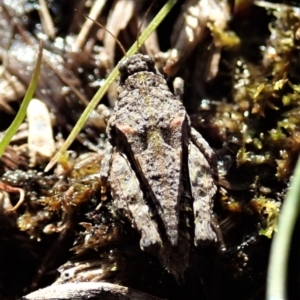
[74,0,106,50]
[38,0,55,39]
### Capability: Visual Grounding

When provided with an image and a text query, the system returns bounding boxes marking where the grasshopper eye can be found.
[143,55,153,64]
[119,58,129,73]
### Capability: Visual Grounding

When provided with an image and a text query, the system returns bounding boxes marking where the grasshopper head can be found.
[118,54,157,82]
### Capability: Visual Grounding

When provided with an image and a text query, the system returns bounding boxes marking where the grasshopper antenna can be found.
[74,9,127,57]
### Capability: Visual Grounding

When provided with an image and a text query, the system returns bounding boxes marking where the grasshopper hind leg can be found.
[188,129,220,245]
[109,152,162,251]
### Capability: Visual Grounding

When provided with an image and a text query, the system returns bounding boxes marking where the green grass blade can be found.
[45,0,179,172]
[0,41,43,157]
[267,155,300,299]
